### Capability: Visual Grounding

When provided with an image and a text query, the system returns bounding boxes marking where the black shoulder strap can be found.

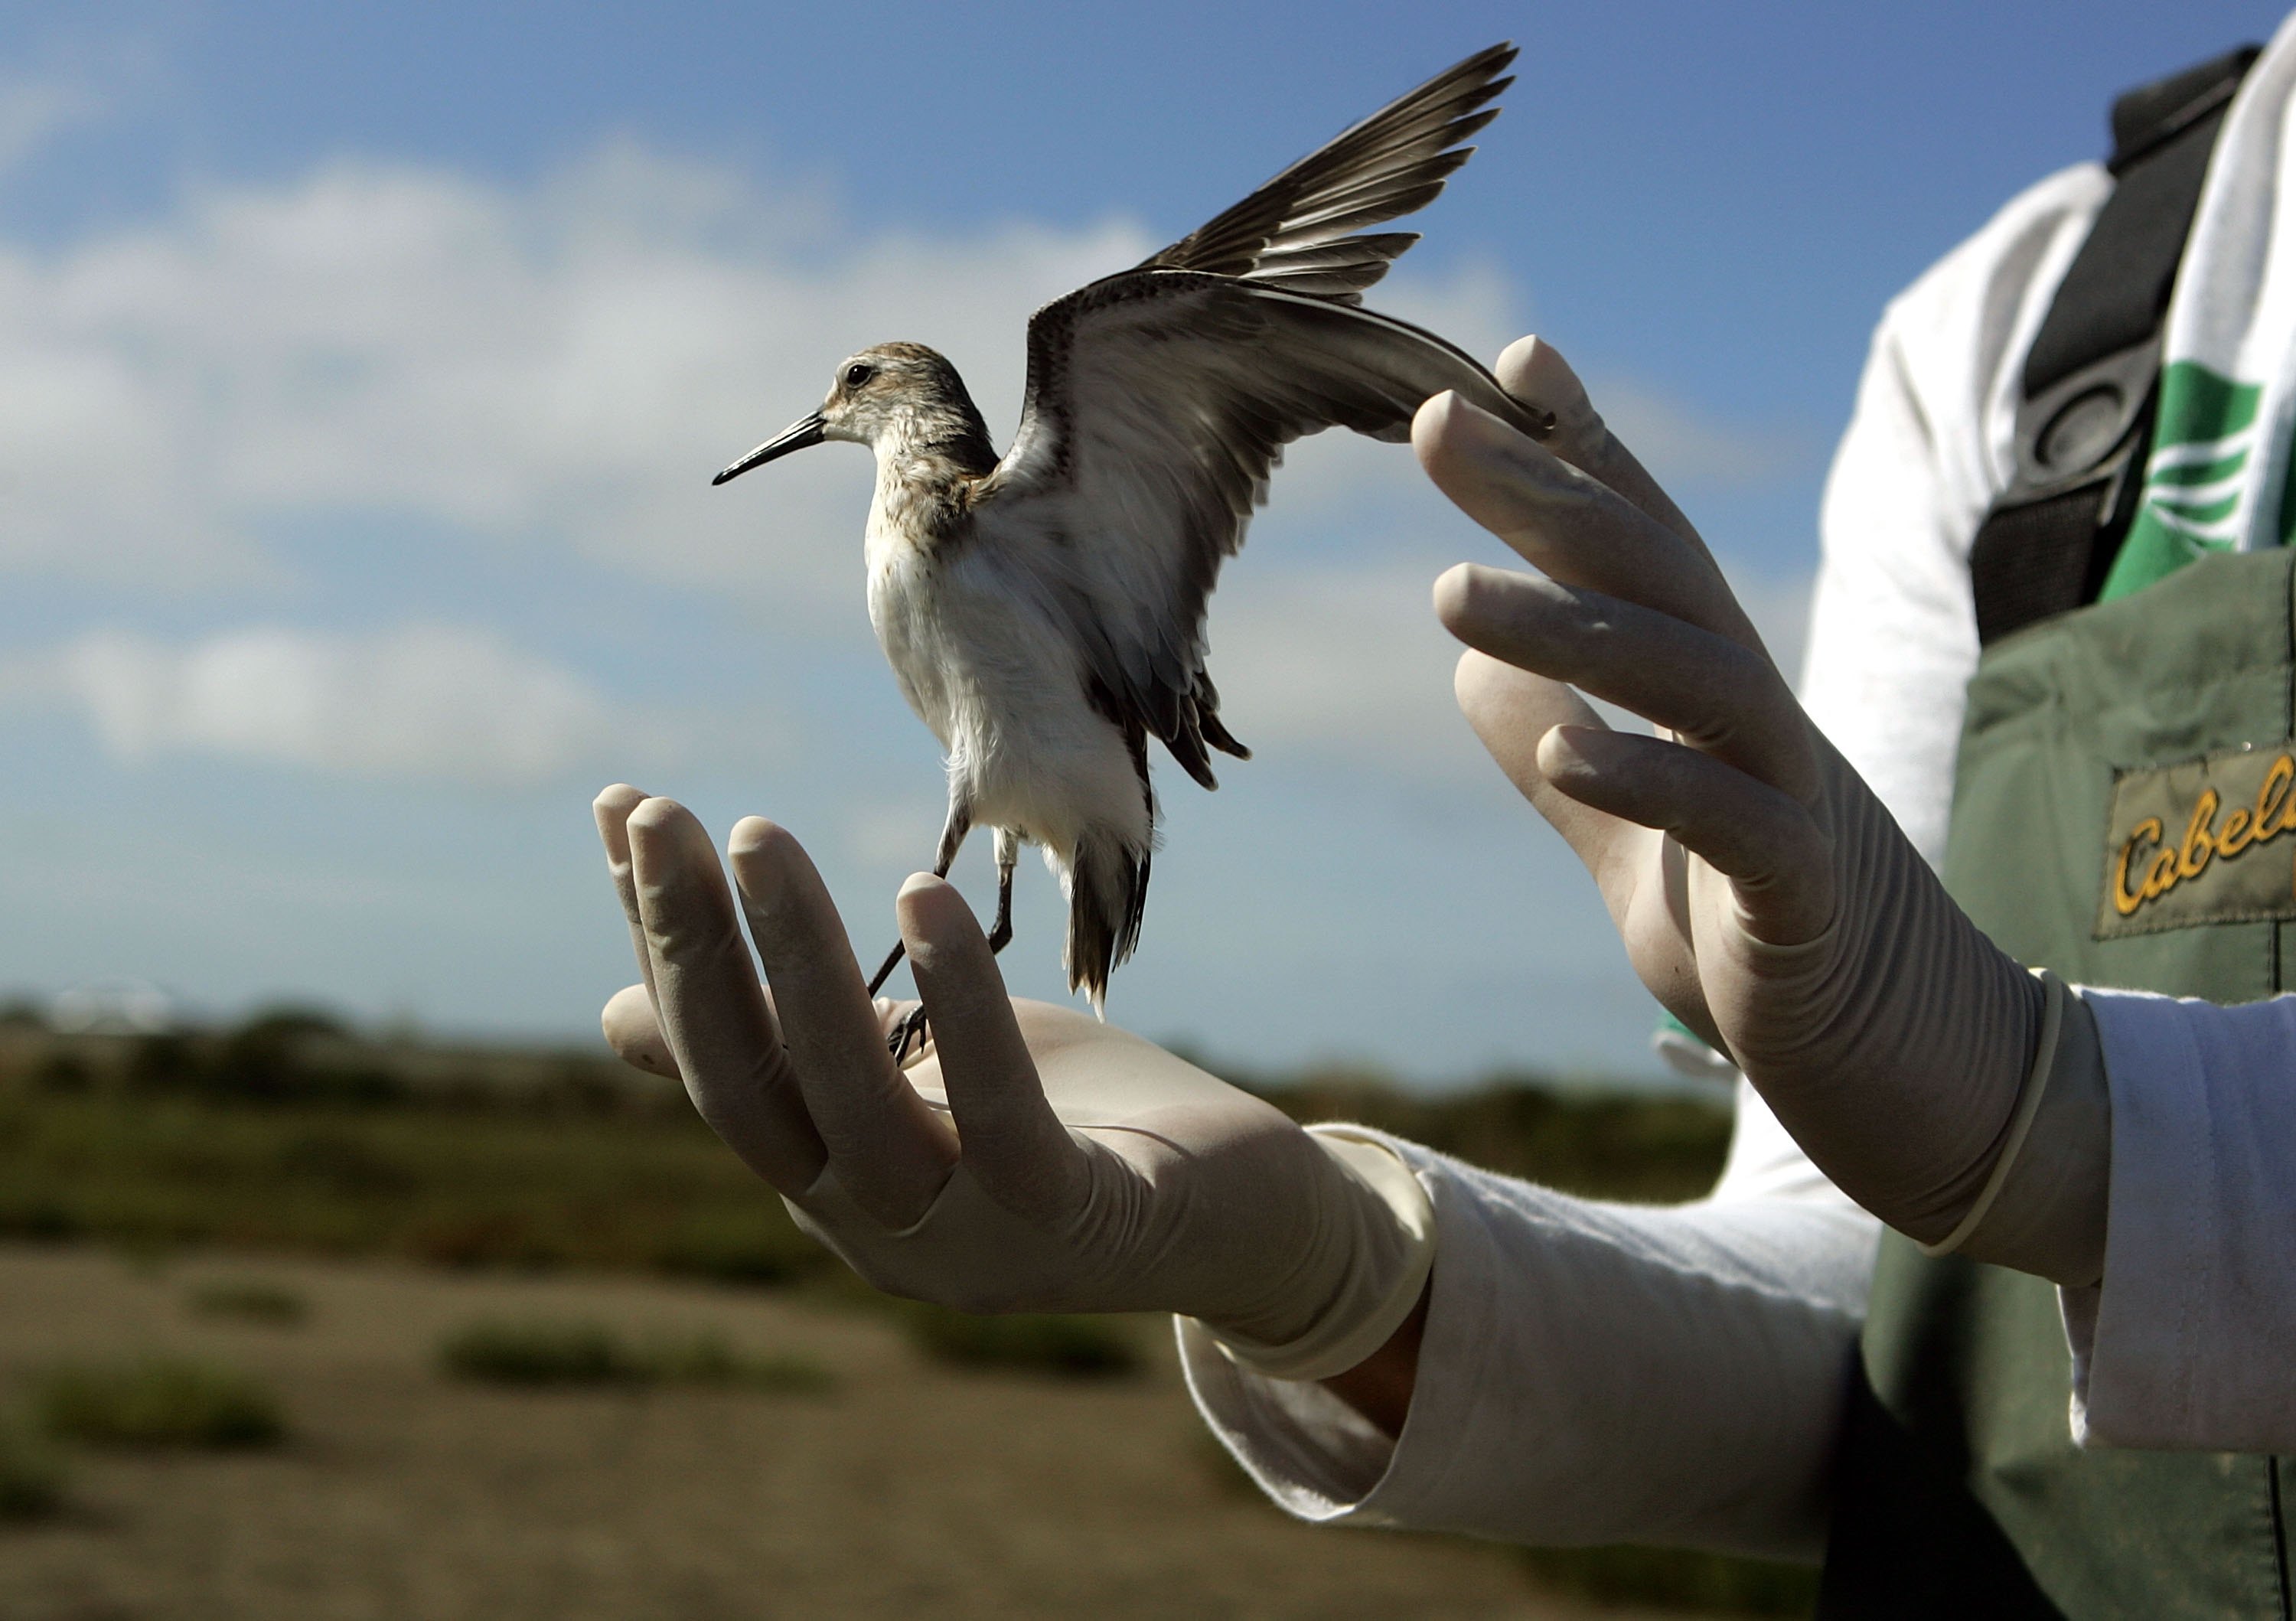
[1967,44,2260,647]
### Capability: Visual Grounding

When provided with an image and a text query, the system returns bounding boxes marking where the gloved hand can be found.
[1418,337,2108,1281]
[592,786,1434,1378]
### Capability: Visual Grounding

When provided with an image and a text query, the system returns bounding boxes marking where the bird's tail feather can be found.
[1064,834,1150,1016]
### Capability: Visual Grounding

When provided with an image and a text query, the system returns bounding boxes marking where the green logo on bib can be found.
[2099,360,2265,602]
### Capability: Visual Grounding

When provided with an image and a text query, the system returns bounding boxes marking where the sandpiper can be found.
[713,43,1549,1041]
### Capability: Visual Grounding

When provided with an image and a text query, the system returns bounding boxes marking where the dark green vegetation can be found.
[0,1413,65,1519]
[0,1012,827,1287]
[186,1277,310,1326]
[439,1316,833,1394]
[1519,1545,1820,1616]
[0,1010,1733,1281]
[0,1007,1815,1612]
[902,1308,1143,1379]
[1239,1064,1735,1205]
[37,1356,285,1450]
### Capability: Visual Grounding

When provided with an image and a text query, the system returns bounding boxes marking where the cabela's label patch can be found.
[2098,741,2296,938]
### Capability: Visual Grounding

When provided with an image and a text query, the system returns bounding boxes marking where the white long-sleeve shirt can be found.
[1182,1106,1877,1560]
[1186,22,2296,1551]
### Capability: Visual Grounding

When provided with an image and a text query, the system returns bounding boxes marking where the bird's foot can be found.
[886,1003,931,1066]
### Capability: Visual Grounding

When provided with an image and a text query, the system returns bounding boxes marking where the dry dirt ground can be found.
[0,1244,1688,1621]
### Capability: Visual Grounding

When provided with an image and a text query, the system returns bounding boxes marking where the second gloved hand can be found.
[1416,338,2104,1277]
[594,788,1433,1381]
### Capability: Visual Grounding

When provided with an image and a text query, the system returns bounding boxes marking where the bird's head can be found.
[712,341,997,486]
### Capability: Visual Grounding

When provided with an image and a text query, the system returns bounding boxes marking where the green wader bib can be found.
[1818,548,2296,1619]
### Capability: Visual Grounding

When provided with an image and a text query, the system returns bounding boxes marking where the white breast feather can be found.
[867,506,1150,875]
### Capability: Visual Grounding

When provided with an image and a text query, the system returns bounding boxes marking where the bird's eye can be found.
[843,363,874,389]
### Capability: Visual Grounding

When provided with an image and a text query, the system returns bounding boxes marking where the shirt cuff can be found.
[1176,1133,1495,1527]
[2066,988,2296,1452]
[1178,1128,1871,1557]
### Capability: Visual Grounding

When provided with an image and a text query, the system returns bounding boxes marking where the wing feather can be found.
[979,272,1548,788]
[1139,43,1516,303]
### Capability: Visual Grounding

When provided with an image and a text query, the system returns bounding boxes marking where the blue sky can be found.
[0,2,2287,1083]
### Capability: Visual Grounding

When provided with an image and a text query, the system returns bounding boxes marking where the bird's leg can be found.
[866,804,973,995]
[987,828,1019,955]
[880,802,971,1062]
[864,938,908,999]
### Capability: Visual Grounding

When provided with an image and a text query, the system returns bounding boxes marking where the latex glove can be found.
[1418,337,2107,1280]
[592,787,1433,1378]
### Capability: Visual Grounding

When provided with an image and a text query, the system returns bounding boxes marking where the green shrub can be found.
[1253,1073,1734,1205]
[186,1279,310,1326]
[439,1317,833,1394]
[0,1199,80,1241]
[904,1307,1141,1379]
[33,1055,90,1095]
[0,1037,1743,1301]
[0,1415,65,1519]
[400,1212,550,1270]
[655,1217,808,1287]
[441,1318,634,1385]
[644,1330,836,1394]
[38,1357,285,1449]
[735,1353,837,1394]
[1518,1544,1819,1616]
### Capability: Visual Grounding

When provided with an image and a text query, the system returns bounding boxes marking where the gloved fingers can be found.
[1414,392,1765,657]
[595,783,661,1008]
[1536,726,1838,946]
[602,982,679,1078]
[606,974,880,1087]
[727,817,960,1229]
[1495,335,1703,552]
[1436,563,1820,805]
[1453,648,1711,1026]
[624,797,828,1194]
[1453,650,1649,917]
[1617,856,1730,1053]
[897,874,1089,1225]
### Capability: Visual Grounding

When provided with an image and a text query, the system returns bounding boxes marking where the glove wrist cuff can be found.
[1194,1127,1436,1383]
[1919,970,2112,1286]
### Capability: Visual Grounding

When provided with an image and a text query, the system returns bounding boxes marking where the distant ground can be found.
[0,1017,1818,1618]
[0,1244,1698,1621]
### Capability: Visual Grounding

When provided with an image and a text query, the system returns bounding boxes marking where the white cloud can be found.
[1207,562,1484,776]
[1378,253,1527,369]
[845,799,945,870]
[1377,255,1805,498]
[1595,380,1806,490]
[0,624,713,787]
[1204,550,1820,778]
[1734,563,1817,690]
[0,143,1150,598]
[0,75,106,177]
[0,137,1808,797]
[0,141,1788,605]
[0,96,1828,1073]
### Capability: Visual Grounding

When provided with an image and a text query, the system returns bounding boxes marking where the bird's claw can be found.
[886,1004,931,1066]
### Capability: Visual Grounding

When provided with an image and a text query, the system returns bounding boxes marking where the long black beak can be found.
[712,412,827,486]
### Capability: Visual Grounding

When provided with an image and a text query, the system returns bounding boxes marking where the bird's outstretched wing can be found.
[1137,42,1516,304]
[979,272,1551,789]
